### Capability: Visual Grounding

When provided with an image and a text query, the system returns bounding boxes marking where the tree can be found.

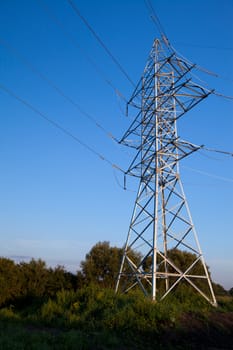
[19,259,75,298]
[19,259,50,298]
[0,257,77,305]
[213,283,227,296]
[79,241,141,289]
[80,241,121,288]
[0,258,22,305]
[141,248,217,297]
[46,266,75,296]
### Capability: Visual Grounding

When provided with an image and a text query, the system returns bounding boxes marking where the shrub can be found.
[0,258,22,306]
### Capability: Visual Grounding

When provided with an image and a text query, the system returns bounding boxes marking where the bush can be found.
[0,257,77,307]
[0,258,22,305]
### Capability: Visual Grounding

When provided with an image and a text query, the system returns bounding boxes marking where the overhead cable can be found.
[145,0,232,83]
[1,82,232,184]
[0,36,120,143]
[171,45,233,101]
[144,0,233,99]
[203,147,233,157]
[172,45,233,84]
[66,0,136,87]
[0,83,124,173]
[37,0,128,102]
[173,42,233,52]
[187,70,233,102]
[213,91,233,101]
[182,165,233,183]
[144,0,172,51]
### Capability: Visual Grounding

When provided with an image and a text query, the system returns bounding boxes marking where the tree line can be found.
[0,241,230,307]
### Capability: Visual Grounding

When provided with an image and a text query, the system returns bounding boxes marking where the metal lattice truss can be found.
[115,39,217,306]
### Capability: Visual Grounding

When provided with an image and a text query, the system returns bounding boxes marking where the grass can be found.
[0,287,233,350]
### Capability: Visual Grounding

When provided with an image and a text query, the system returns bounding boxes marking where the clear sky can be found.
[0,0,232,289]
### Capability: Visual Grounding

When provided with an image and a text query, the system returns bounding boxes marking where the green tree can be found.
[47,266,76,295]
[80,241,121,288]
[213,283,227,296]
[19,259,49,298]
[142,248,211,275]
[141,248,219,297]
[19,259,76,298]
[0,258,22,305]
[79,241,141,289]
[0,257,77,305]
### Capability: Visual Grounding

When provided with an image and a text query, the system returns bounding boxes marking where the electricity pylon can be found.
[115,38,217,306]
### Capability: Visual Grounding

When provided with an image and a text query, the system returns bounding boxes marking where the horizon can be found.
[3,250,233,291]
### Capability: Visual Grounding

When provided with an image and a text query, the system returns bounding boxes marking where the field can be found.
[0,288,233,350]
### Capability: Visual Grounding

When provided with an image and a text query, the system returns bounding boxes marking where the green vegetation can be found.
[0,242,233,349]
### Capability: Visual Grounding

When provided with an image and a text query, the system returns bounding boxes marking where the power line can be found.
[182,165,233,183]
[169,45,233,100]
[37,0,128,103]
[144,0,165,37]
[0,36,120,144]
[213,91,233,101]
[0,35,136,164]
[66,0,136,87]
[0,83,124,174]
[172,45,233,86]
[144,0,172,51]
[2,4,231,176]
[144,0,233,98]
[174,42,233,51]
[187,144,233,158]
[203,147,233,157]
[199,149,224,162]
[6,36,231,162]
[187,70,233,101]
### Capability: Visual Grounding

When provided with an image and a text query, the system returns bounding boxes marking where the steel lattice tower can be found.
[115,39,217,306]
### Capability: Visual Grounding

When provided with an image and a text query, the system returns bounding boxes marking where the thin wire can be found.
[40,0,233,105]
[37,0,128,103]
[182,165,233,183]
[66,0,136,88]
[144,1,233,98]
[113,169,126,190]
[187,69,233,101]
[0,37,121,144]
[171,53,233,101]
[203,147,233,157]
[213,91,233,101]
[113,169,137,192]
[144,0,172,51]
[5,82,231,189]
[172,45,233,95]
[173,42,233,51]
[144,0,165,37]
[173,48,233,100]
[0,83,124,174]
[183,182,229,187]
[29,0,233,168]
[198,150,223,162]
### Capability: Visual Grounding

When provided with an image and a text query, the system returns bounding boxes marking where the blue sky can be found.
[0,0,232,289]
